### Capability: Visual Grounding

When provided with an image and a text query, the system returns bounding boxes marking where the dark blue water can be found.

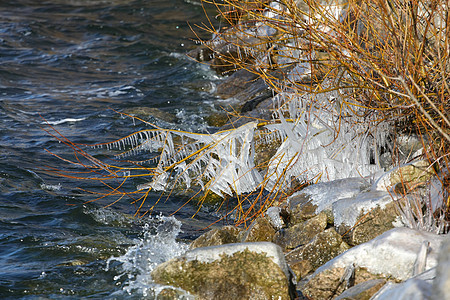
[0,0,223,298]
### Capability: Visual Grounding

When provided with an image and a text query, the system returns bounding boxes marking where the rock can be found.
[290,260,313,280]
[287,193,318,225]
[372,268,435,300]
[215,69,260,99]
[203,112,229,127]
[332,191,399,245]
[285,228,350,270]
[151,242,295,300]
[335,279,386,300]
[348,201,400,246]
[373,160,434,192]
[157,287,193,300]
[289,178,370,216]
[432,233,450,299]
[301,227,445,299]
[302,266,384,300]
[190,225,243,249]
[240,216,276,243]
[273,212,327,249]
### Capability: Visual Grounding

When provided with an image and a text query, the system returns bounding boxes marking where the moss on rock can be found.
[273,212,327,249]
[240,217,276,243]
[151,248,292,300]
[286,228,350,271]
[190,226,243,249]
[337,201,400,246]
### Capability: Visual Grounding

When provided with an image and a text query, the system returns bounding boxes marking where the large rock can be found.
[332,191,399,245]
[373,160,433,192]
[285,228,350,271]
[301,228,445,299]
[190,225,243,249]
[240,216,276,243]
[302,266,385,299]
[151,242,295,300]
[273,212,327,249]
[215,69,260,100]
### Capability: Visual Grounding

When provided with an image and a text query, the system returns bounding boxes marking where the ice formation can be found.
[92,81,391,201]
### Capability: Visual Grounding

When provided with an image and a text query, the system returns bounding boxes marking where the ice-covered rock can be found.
[151,242,295,300]
[373,160,433,192]
[319,227,443,280]
[371,268,435,300]
[301,228,445,298]
[332,190,392,228]
[289,177,370,215]
[432,233,450,299]
[333,191,401,245]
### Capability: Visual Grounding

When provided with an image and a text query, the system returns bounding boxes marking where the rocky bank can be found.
[148,174,449,299]
[147,0,450,299]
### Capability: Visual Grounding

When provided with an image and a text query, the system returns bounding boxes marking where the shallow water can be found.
[0,0,225,298]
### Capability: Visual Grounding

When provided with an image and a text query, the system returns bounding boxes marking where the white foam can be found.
[44,117,86,125]
[106,215,189,298]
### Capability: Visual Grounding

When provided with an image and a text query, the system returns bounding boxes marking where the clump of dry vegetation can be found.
[47,0,449,227]
[193,0,449,222]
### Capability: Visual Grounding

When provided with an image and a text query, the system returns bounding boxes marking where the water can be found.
[0,0,225,298]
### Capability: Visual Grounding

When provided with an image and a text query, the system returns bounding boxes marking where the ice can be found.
[313,227,446,281]
[332,190,392,227]
[290,177,369,214]
[371,268,435,300]
[266,206,284,229]
[287,63,311,82]
[40,183,61,191]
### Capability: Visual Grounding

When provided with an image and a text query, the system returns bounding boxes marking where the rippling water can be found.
[0,1,223,298]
